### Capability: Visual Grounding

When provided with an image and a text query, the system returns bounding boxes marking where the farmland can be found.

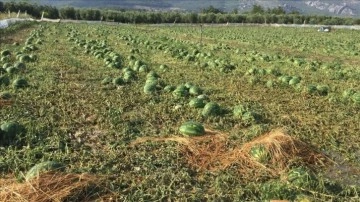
[0,22,360,201]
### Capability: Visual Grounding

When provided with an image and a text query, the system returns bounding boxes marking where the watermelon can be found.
[25,161,65,181]
[122,67,132,73]
[144,83,157,94]
[280,76,292,84]
[233,105,248,118]
[305,84,317,94]
[127,55,135,60]
[2,63,12,69]
[197,94,209,101]
[179,121,205,136]
[184,82,193,89]
[0,121,25,145]
[289,77,301,85]
[172,85,189,98]
[123,71,135,82]
[189,86,202,95]
[0,91,11,99]
[13,78,28,89]
[202,102,221,117]
[14,62,26,70]
[159,64,168,71]
[139,65,149,73]
[113,77,124,86]
[146,71,159,79]
[352,93,360,104]
[146,76,158,85]
[189,98,206,108]
[1,50,11,56]
[287,167,316,188]
[249,145,269,163]
[242,111,262,123]
[316,85,329,96]
[6,66,18,74]
[0,75,10,86]
[1,56,10,63]
[163,85,175,93]
[19,55,32,63]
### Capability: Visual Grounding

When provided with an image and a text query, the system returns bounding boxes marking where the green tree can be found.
[186,13,198,23]
[251,4,264,14]
[0,1,4,12]
[59,7,76,19]
[201,5,223,14]
[269,6,286,15]
[231,8,238,14]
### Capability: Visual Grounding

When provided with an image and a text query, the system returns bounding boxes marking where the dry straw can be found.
[132,128,331,180]
[0,99,12,108]
[0,172,117,202]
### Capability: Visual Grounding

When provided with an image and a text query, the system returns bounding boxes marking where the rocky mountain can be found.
[4,0,360,16]
[304,1,356,15]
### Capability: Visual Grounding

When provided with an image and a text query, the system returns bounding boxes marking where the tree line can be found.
[1,1,359,25]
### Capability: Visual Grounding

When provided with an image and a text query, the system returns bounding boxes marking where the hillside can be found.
[3,0,360,16]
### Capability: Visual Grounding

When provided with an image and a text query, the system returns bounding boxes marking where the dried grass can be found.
[0,99,13,108]
[0,172,117,202]
[131,128,331,180]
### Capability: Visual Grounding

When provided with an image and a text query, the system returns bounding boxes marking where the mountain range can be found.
[6,0,360,17]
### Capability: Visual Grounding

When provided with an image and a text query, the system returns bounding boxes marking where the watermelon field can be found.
[0,22,360,201]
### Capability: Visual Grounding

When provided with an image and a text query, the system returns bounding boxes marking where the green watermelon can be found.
[233,105,247,118]
[25,161,65,181]
[139,65,149,73]
[146,71,159,79]
[0,75,10,86]
[0,91,11,99]
[123,71,135,82]
[173,85,189,98]
[2,63,12,69]
[144,83,157,94]
[197,94,209,101]
[287,167,316,188]
[316,85,329,96]
[179,121,205,136]
[280,76,292,84]
[1,50,11,56]
[241,111,262,123]
[1,56,10,63]
[202,102,221,117]
[19,55,32,63]
[13,78,28,89]
[0,121,25,145]
[184,82,193,89]
[189,86,202,95]
[14,62,26,70]
[113,77,124,86]
[6,66,18,74]
[163,85,175,93]
[305,84,317,94]
[189,98,206,108]
[249,145,269,163]
[352,93,360,104]
[159,64,168,71]
[289,77,301,85]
